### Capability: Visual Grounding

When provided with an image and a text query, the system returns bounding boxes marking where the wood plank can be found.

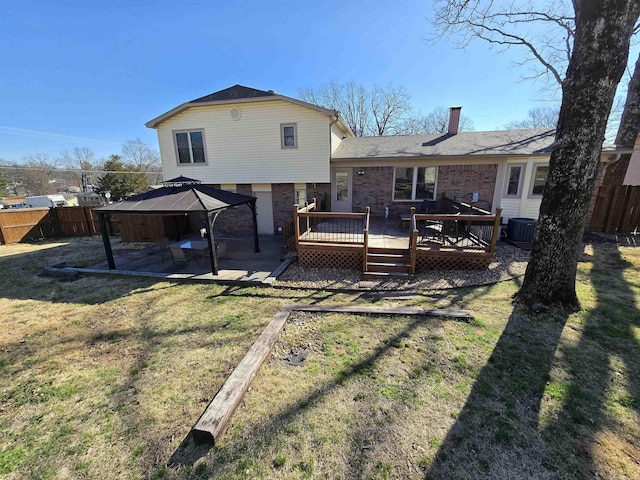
[192,307,293,445]
[287,304,473,318]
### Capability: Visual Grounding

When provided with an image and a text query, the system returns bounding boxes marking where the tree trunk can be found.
[602,52,640,185]
[516,0,640,310]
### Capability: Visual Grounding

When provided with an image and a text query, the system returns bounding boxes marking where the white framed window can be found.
[281,123,297,148]
[173,130,207,164]
[529,164,549,197]
[393,166,437,201]
[503,164,525,197]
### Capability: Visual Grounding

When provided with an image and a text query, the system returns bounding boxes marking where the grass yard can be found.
[0,237,639,479]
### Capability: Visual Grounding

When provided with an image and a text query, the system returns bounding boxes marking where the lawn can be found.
[0,237,638,479]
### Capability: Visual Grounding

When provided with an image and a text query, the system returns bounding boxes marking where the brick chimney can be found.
[448,106,462,136]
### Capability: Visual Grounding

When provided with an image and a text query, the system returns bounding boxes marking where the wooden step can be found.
[366,261,411,273]
[367,252,410,263]
[364,247,412,278]
[368,247,410,255]
[362,271,412,280]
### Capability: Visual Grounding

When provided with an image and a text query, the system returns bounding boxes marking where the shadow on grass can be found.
[166,309,474,473]
[426,243,640,478]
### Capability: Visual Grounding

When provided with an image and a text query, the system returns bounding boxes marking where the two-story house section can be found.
[147,85,628,236]
[146,84,354,234]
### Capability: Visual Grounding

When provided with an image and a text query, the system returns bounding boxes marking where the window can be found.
[393,166,437,201]
[174,130,206,164]
[530,165,549,196]
[281,123,297,148]
[504,164,524,197]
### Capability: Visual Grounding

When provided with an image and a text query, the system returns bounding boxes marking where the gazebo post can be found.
[206,211,220,275]
[98,213,116,270]
[249,200,260,253]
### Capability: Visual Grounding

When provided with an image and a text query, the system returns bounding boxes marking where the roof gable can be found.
[190,84,276,103]
[145,84,354,136]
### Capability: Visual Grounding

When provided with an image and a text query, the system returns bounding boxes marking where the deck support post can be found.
[490,208,502,254]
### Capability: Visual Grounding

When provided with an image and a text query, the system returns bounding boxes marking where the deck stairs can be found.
[363,246,412,280]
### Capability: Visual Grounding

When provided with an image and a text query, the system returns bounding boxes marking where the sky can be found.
[1,0,638,163]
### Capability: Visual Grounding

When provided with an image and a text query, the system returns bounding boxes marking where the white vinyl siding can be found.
[331,124,345,155]
[498,157,548,221]
[156,100,331,183]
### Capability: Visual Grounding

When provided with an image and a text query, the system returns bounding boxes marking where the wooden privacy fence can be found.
[589,185,640,233]
[0,206,101,244]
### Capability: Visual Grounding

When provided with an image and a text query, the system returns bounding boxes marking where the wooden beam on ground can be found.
[287,304,473,319]
[191,302,473,445]
[192,307,293,445]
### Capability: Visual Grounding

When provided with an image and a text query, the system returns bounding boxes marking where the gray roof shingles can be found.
[332,128,621,160]
[190,85,276,103]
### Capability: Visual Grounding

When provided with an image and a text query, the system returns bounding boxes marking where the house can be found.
[146,84,627,235]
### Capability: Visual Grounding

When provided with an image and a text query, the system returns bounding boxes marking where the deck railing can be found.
[410,208,502,271]
[296,211,367,244]
[363,207,370,271]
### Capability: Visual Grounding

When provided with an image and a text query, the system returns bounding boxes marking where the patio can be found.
[88,234,286,283]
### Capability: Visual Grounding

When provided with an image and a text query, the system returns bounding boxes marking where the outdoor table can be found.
[170,240,209,263]
[173,240,209,251]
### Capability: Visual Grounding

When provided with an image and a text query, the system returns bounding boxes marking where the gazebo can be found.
[93,176,259,275]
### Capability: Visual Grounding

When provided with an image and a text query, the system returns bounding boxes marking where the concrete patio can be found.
[88,234,288,283]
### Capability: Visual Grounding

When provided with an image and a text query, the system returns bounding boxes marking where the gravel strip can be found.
[273,242,530,291]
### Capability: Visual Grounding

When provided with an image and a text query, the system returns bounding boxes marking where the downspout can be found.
[329,113,340,208]
[329,113,340,165]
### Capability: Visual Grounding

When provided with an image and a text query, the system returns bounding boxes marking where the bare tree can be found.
[22,154,58,196]
[299,81,371,136]
[121,138,162,184]
[431,0,575,87]
[399,106,475,134]
[369,83,412,136]
[431,1,640,181]
[0,165,10,197]
[59,147,96,192]
[503,105,560,129]
[515,0,640,309]
[299,81,412,136]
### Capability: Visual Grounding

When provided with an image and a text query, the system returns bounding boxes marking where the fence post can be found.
[82,206,93,235]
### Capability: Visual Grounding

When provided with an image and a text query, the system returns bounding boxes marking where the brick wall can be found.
[272,183,295,232]
[352,166,395,216]
[437,164,498,205]
[215,184,254,235]
[306,183,331,211]
[351,164,498,217]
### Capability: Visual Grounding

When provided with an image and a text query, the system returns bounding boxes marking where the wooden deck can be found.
[291,200,502,273]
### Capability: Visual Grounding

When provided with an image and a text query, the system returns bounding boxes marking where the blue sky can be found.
[1,0,637,163]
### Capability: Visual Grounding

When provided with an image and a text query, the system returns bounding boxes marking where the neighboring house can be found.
[146,84,628,235]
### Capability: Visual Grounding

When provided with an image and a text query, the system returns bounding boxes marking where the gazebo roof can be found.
[94,183,256,215]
